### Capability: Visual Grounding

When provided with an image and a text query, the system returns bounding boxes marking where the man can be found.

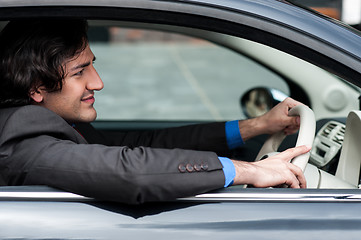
[0,19,310,204]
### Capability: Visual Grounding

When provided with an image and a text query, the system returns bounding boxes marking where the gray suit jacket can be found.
[0,105,227,204]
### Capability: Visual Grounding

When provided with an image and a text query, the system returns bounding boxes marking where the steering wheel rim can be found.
[255,105,316,171]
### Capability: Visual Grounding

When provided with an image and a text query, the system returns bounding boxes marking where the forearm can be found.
[8,136,225,204]
[97,122,229,152]
[237,117,266,141]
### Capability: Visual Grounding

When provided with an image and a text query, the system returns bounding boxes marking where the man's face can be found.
[32,44,104,122]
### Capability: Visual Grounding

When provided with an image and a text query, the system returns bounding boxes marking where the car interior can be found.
[81,20,361,190]
[0,16,360,192]
[2,3,361,238]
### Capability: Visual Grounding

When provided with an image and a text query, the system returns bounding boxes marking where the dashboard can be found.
[310,120,345,174]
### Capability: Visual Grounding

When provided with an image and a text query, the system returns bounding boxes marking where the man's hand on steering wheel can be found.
[256,97,305,135]
[230,97,314,188]
[237,98,304,141]
[231,145,311,188]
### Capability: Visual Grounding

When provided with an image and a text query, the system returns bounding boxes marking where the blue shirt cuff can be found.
[219,157,236,187]
[225,120,244,149]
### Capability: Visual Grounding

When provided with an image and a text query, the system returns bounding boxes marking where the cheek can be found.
[59,83,84,104]
[44,91,78,112]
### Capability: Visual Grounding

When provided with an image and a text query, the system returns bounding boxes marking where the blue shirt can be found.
[219,120,244,187]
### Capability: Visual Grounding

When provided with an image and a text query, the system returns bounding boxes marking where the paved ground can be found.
[91,43,289,121]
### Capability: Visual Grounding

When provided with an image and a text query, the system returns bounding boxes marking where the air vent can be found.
[311,121,345,167]
[332,125,346,145]
[319,121,345,146]
[321,122,337,137]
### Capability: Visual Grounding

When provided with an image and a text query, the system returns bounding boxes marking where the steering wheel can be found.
[255,105,316,171]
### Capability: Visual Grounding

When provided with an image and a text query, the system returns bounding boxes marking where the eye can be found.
[73,69,84,76]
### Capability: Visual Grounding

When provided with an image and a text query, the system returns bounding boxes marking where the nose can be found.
[87,65,104,91]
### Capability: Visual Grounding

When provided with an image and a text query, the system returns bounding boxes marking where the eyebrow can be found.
[71,56,96,71]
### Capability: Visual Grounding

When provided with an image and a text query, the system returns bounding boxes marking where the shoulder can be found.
[0,105,66,128]
[0,104,60,118]
[0,105,84,143]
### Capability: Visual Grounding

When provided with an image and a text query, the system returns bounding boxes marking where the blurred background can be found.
[292,0,361,29]
[89,0,361,121]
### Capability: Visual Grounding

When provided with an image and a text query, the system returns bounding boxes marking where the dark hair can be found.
[0,19,88,107]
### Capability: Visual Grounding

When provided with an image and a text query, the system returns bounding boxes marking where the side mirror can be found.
[241,87,288,118]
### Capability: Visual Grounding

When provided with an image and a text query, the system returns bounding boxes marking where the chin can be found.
[78,110,97,123]
[84,114,97,122]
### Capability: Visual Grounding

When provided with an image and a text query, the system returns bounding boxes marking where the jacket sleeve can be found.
[76,121,229,152]
[0,106,225,204]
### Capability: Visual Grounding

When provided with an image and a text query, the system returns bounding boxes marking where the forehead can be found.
[65,45,94,69]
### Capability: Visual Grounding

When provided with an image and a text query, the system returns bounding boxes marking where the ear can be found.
[29,87,45,103]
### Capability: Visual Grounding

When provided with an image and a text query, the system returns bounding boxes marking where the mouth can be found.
[81,95,95,104]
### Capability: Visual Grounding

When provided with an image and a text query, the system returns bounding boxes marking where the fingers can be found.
[253,145,310,188]
[273,145,310,188]
[281,97,303,124]
[283,116,300,135]
[260,97,304,135]
[277,145,311,160]
[282,97,304,109]
[231,145,310,188]
[283,161,307,188]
